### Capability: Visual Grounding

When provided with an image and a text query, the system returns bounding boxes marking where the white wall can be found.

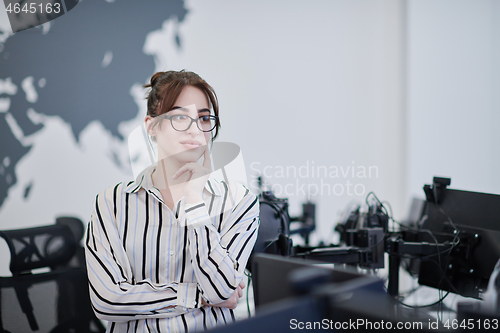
[170,0,407,243]
[407,0,500,201]
[402,0,500,310]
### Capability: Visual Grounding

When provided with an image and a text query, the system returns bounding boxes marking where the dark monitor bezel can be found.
[417,187,500,298]
[251,253,385,309]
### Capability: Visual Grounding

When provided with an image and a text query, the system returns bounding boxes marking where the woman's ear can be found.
[145,116,156,137]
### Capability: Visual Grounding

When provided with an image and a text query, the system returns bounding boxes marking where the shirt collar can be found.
[124,165,222,197]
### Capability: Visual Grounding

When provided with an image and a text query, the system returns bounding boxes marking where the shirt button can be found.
[170,251,174,256]
[193,301,196,305]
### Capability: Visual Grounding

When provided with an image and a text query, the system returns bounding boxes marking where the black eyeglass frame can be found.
[152,114,219,132]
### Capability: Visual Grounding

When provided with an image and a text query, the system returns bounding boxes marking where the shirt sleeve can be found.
[183,182,260,304]
[84,188,202,322]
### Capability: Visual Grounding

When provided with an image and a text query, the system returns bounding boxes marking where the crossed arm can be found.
[85,183,259,322]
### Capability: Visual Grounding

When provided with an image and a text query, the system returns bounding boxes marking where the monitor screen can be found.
[251,253,385,309]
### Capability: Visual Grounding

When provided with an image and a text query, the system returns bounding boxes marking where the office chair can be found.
[0,217,105,333]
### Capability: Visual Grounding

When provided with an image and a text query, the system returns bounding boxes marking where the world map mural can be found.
[0,0,187,214]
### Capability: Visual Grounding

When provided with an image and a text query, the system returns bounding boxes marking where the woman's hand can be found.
[172,146,211,204]
[202,280,246,309]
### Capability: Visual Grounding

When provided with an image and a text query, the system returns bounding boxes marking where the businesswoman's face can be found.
[146,85,212,163]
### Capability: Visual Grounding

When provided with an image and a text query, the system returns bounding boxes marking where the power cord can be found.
[244,270,252,317]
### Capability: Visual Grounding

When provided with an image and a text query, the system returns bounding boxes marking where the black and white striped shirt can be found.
[85,166,260,332]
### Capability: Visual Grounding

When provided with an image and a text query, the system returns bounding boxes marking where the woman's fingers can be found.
[207,284,245,309]
[172,162,207,180]
[172,164,189,180]
[202,145,211,170]
[228,293,238,309]
[172,145,210,180]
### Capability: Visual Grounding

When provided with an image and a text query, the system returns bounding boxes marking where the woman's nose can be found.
[185,105,202,133]
[186,119,201,134]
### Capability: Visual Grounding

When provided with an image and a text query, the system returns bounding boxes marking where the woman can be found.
[85,70,260,332]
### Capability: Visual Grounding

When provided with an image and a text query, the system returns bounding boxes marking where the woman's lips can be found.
[180,140,202,149]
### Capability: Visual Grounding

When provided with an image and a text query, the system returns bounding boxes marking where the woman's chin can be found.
[176,148,203,162]
[158,146,204,164]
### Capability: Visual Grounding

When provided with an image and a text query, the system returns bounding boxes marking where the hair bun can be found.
[147,71,166,89]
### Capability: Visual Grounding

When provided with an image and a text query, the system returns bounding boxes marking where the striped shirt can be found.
[85,165,260,332]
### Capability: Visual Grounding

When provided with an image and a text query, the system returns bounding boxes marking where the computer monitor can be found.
[417,185,500,299]
[251,253,385,309]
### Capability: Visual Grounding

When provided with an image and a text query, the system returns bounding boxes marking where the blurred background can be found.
[0,0,498,291]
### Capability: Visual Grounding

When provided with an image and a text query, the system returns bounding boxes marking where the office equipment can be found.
[416,179,500,299]
[289,200,316,245]
[295,200,387,269]
[251,253,385,309]
[0,218,105,333]
[211,253,434,333]
[246,180,292,271]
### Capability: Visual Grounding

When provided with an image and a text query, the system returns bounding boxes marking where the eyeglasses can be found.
[155,114,219,132]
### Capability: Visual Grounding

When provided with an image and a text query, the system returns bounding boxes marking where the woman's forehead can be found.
[168,105,210,113]
[173,85,210,108]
